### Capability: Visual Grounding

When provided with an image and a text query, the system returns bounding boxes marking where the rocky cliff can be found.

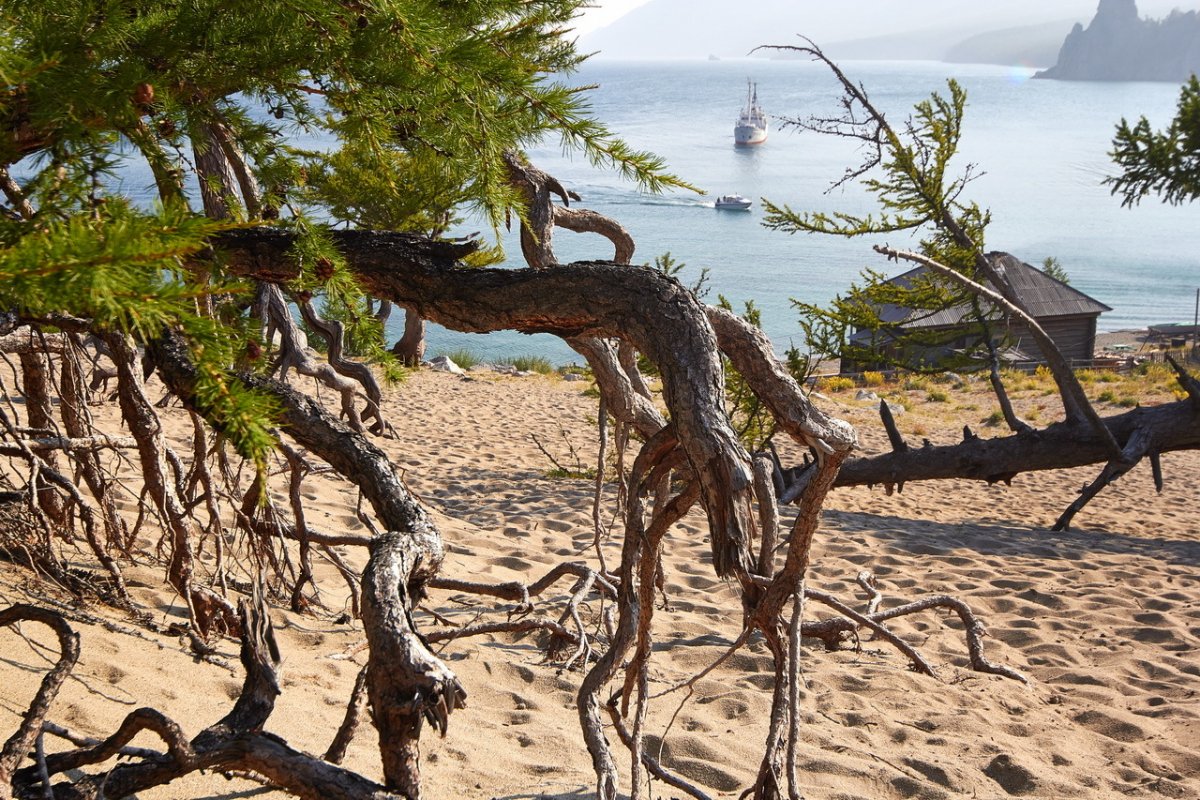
[1035,0,1200,81]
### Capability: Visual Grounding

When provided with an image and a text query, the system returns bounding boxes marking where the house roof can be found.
[870,252,1111,331]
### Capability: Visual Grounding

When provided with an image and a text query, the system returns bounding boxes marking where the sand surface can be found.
[1,365,1197,799]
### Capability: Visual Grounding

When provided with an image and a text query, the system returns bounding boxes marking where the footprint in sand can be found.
[1073,709,1147,742]
[488,555,532,572]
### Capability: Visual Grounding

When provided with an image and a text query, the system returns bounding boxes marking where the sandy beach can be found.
[1,363,1197,799]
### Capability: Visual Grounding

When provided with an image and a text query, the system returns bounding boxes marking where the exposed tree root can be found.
[3,597,419,800]
[0,140,1073,800]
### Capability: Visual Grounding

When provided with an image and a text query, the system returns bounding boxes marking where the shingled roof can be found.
[873,252,1111,330]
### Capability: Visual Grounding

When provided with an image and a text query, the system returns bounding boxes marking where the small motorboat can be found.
[714,194,752,210]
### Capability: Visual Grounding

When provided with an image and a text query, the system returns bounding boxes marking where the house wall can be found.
[839,313,1100,374]
[1005,314,1098,363]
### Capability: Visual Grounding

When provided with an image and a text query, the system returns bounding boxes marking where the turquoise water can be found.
[428,58,1200,363]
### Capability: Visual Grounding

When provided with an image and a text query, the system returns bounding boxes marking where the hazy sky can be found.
[576,0,1200,59]
[575,0,654,36]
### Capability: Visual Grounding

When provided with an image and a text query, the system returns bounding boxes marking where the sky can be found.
[574,0,654,36]
[574,0,1199,60]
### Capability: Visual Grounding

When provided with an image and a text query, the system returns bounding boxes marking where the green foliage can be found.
[653,251,710,298]
[765,81,986,244]
[0,204,278,464]
[1041,257,1070,284]
[558,363,591,378]
[715,298,810,451]
[816,376,855,393]
[792,266,993,375]
[764,58,1012,377]
[437,348,483,370]
[1,0,683,466]
[861,371,885,387]
[1108,75,1200,207]
[926,389,949,403]
[502,354,555,374]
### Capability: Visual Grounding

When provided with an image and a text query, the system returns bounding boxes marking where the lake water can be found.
[426,58,1200,364]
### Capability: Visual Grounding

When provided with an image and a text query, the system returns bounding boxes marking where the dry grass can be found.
[855,364,1190,439]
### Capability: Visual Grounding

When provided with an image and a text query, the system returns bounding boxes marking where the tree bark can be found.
[214,229,757,577]
[391,305,426,365]
[832,401,1200,490]
[152,332,466,795]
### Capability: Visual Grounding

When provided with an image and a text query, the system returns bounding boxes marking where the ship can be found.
[714,194,752,210]
[734,80,768,146]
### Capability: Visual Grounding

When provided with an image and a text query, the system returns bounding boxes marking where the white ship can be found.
[714,194,752,210]
[734,80,768,146]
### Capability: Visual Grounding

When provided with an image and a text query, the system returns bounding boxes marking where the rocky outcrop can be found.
[1035,0,1200,81]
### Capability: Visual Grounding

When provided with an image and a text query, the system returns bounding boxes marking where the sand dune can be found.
[2,367,1197,799]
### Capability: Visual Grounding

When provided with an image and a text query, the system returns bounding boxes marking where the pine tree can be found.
[0,4,694,796]
[1108,75,1200,207]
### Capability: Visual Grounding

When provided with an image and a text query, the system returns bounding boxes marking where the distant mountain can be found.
[944,22,1075,68]
[818,25,1004,63]
[578,0,1193,62]
[1036,0,1200,81]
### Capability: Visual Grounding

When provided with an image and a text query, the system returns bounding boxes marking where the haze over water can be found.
[427,58,1200,363]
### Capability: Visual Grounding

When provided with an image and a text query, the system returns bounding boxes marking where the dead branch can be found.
[802,588,938,677]
[429,561,616,611]
[297,298,389,435]
[604,700,715,800]
[0,434,138,455]
[325,666,369,765]
[258,283,368,434]
[1166,353,1200,408]
[0,605,80,793]
[830,401,1199,504]
[10,596,415,800]
[104,331,238,637]
[1053,426,1153,531]
[866,592,1027,683]
[578,427,679,800]
[874,244,1121,457]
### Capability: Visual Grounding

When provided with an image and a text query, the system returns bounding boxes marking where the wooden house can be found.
[841,252,1111,373]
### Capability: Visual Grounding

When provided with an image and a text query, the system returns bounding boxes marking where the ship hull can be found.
[734,124,768,145]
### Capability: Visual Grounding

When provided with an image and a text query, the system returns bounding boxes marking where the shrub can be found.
[1097,389,1117,403]
[902,374,929,391]
[437,348,482,369]
[1116,396,1138,408]
[927,389,949,403]
[862,371,885,387]
[982,409,1005,426]
[559,363,591,378]
[816,376,856,393]
[502,354,555,374]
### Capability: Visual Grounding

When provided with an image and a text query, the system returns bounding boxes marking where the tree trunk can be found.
[391,305,426,366]
[19,348,67,524]
[832,402,1199,489]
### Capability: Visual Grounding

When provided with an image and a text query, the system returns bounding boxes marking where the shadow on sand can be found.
[824,509,1200,569]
